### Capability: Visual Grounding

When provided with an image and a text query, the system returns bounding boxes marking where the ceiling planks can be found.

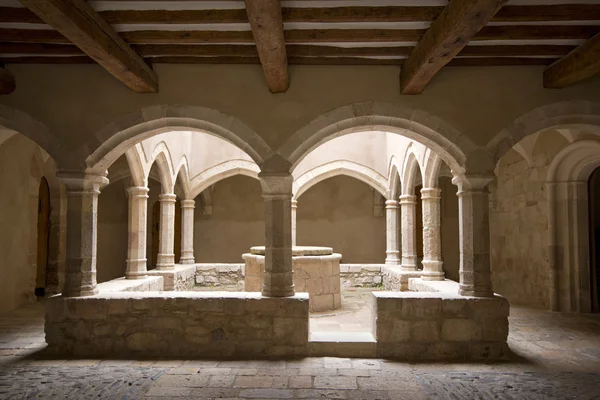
[400,0,509,95]
[544,32,600,88]
[16,0,158,93]
[0,66,16,95]
[244,0,289,93]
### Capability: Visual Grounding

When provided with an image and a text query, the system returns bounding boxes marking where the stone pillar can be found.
[57,172,108,297]
[259,172,294,297]
[421,187,445,281]
[180,199,195,264]
[291,199,298,247]
[385,199,400,265]
[126,186,149,279]
[400,194,418,271]
[156,193,176,270]
[453,175,494,297]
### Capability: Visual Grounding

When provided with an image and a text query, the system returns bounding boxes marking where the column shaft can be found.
[454,176,494,297]
[126,186,149,279]
[180,199,195,264]
[156,193,176,270]
[260,172,294,297]
[421,187,444,281]
[291,199,298,247]
[385,200,400,265]
[400,194,418,271]
[58,172,107,297]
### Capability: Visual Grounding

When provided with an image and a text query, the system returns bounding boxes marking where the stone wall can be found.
[373,292,509,360]
[489,132,568,309]
[45,292,309,358]
[340,265,383,287]
[147,264,196,291]
[196,264,245,289]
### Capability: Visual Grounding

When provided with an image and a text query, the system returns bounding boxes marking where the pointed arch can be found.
[423,150,443,189]
[125,145,146,187]
[401,145,424,195]
[387,156,401,200]
[188,160,260,200]
[147,143,175,194]
[174,155,191,199]
[293,160,388,199]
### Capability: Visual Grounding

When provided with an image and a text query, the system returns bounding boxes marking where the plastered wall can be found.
[297,176,386,263]
[97,180,128,283]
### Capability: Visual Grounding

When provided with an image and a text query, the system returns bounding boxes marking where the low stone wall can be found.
[409,277,460,294]
[45,292,309,358]
[147,264,196,291]
[340,265,383,287]
[382,266,422,291]
[373,292,509,360]
[195,264,244,289]
[96,276,163,293]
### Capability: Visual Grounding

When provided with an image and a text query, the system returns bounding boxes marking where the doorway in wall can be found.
[35,177,50,297]
[588,167,600,313]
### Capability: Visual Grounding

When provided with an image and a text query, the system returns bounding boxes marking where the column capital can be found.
[385,199,399,208]
[158,193,177,202]
[259,171,293,198]
[399,194,417,204]
[57,171,109,192]
[421,187,442,200]
[291,199,298,208]
[452,174,494,193]
[181,199,195,208]
[127,186,149,197]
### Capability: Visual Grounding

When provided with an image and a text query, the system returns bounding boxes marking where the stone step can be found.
[309,331,377,358]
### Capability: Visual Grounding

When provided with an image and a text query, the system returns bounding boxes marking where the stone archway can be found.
[547,139,600,312]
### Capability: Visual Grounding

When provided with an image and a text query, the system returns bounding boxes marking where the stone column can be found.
[126,186,149,279]
[156,193,176,270]
[453,175,494,297]
[57,172,108,297]
[400,194,418,271]
[259,172,294,297]
[421,187,445,281]
[385,199,400,265]
[180,199,196,264]
[291,199,298,247]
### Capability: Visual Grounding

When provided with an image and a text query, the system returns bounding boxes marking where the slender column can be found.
[400,194,418,270]
[156,193,176,270]
[259,172,294,297]
[421,187,445,281]
[57,172,108,297]
[180,199,196,264]
[385,199,400,265]
[126,186,149,279]
[291,199,298,247]
[453,175,494,297]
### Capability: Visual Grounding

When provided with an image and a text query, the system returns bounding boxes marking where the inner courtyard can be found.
[1,0,600,397]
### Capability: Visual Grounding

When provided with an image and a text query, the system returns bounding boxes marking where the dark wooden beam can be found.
[244,0,288,93]
[544,32,600,88]
[0,66,16,95]
[400,0,508,94]
[494,4,600,22]
[17,0,157,93]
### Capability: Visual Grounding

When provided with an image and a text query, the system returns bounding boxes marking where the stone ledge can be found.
[147,264,197,291]
[381,266,422,291]
[408,278,461,294]
[250,246,333,256]
[96,276,163,293]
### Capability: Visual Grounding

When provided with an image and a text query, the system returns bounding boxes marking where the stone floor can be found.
[1,298,600,399]
[310,288,376,333]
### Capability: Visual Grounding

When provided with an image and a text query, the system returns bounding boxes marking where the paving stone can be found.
[188,387,240,398]
[238,388,294,398]
[289,375,313,388]
[209,374,236,387]
[234,375,273,388]
[145,387,192,396]
[296,389,348,398]
[314,376,358,389]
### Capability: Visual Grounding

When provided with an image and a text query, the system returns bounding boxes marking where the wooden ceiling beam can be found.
[400,0,509,95]
[0,66,16,95]
[544,32,600,88]
[3,4,600,24]
[16,0,157,93]
[244,0,289,93]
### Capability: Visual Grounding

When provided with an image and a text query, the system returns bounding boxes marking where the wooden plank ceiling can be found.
[1,0,599,94]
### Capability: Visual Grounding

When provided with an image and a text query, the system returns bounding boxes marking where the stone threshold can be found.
[309,331,376,358]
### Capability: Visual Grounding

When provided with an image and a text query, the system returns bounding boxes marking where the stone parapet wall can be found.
[195,264,245,289]
[45,292,310,358]
[381,267,422,291]
[373,292,509,360]
[408,278,460,294]
[96,276,163,293]
[147,264,196,291]
[340,265,383,287]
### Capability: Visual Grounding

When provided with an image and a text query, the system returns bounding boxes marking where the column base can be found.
[421,260,445,281]
[156,254,175,270]
[261,285,296,297]
[180,257,195,265]
[126,258,147,279]
[385,252,400,265]
[62,287,99,297]
[400,264,418,271]
[126,272,148,280]
[459,284,494,297]
[156,265,175,271]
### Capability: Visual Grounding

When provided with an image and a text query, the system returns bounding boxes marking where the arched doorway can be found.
[35,177,50,297]
[588,167,600,313]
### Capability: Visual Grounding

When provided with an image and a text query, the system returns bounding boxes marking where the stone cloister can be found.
[1,97,599,362]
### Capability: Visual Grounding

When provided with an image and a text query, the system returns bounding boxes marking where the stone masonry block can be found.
[442,319,481,341]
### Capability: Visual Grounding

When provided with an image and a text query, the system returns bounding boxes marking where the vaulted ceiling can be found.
[0,0,599,94]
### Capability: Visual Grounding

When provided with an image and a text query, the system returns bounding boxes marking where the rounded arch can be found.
[188,160,260,200]
[293,160,388,199]
[0,104,61,164]
[548,139,600,182]
[488,100,600,165]
[278,102,473,175]
[401,147,424,195]
[423,150,443,189]
[85,105,273,174]
[387,156,401,200]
